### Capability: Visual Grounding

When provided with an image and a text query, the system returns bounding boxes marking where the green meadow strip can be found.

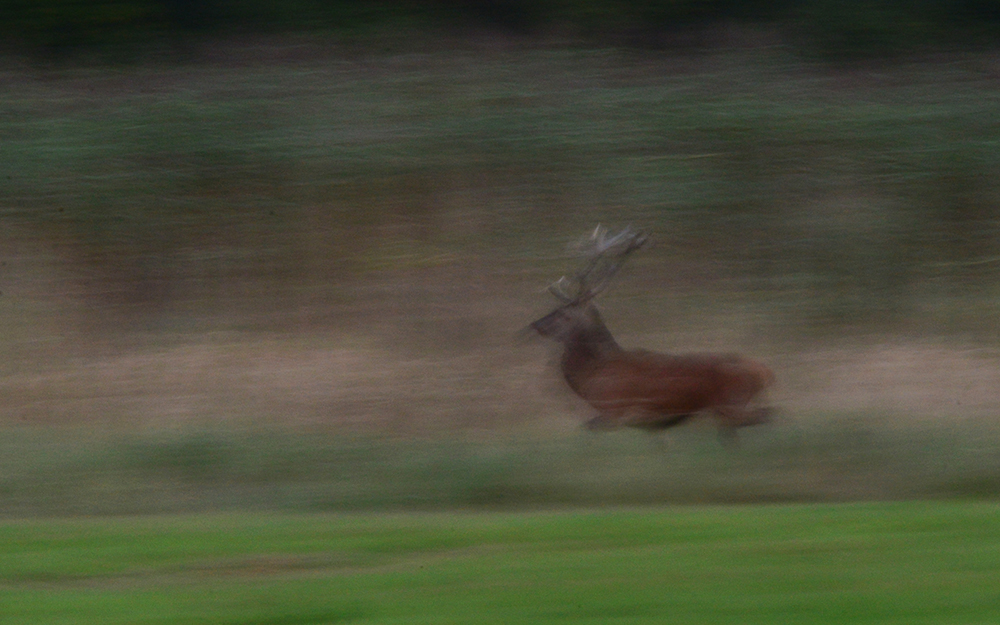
[0,502,998,624]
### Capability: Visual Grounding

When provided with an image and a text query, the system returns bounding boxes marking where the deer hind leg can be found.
[584,415,610,430]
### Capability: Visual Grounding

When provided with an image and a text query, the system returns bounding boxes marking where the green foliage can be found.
[0,0,165,52]
[0,504,999,624]
[3,1,1000,58]
[124,432,233,482]
[4,47,1000,336]
[790,0,952,61]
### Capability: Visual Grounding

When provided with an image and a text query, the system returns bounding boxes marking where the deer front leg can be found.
[749,405,774,425]
[584,413,619,430]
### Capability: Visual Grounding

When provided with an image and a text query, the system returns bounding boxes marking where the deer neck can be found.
[559,314,621,393]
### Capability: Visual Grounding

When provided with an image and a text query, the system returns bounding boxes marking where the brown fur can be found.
[532,302,775,439]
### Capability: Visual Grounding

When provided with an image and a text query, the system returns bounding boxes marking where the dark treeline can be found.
[2,0,1000,60]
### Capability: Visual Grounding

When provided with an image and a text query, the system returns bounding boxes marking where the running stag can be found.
[530,226,775,443]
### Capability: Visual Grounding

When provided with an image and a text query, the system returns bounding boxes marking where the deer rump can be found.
[568,350,775,432]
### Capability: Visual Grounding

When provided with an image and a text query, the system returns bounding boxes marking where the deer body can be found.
[533,302,774,435]
[530,227,774,441]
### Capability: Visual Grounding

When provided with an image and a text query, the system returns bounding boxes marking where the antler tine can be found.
[593,224,637,253]
[575,226,646,300]
[588,231,645,297]
[591,224,609,251]
[547,276,575,303]
[545,226,646,304]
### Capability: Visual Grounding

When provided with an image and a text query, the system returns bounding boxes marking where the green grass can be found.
[1,502,998,624]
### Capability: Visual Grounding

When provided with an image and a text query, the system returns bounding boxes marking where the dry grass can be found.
[780,343,1000,420]
[5,254,1000,434]
[4,216,1000,435]
[3,41,1000,513]
[5,210,1000,515]
[4,303,1000,514]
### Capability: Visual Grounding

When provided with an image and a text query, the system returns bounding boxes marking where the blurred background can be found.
[3,0,1000,515]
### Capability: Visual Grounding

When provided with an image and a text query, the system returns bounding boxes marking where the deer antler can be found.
[547,276,575,303]
[549,225,647,303]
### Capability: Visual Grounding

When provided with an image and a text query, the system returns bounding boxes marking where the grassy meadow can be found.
[2,38,1000,515]
[0,36,1000,516]
[2,502,999,624]
[3,32,1000,625]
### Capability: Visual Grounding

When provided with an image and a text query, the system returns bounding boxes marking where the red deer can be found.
[530,226,775,444]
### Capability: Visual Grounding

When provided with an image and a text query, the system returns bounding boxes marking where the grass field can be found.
[3,38,1000,512]
[3,40,1000,625]
[4,34,1000,625]
[1,502,998,624]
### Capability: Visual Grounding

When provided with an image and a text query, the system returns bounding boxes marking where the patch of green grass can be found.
[0,502,998,624]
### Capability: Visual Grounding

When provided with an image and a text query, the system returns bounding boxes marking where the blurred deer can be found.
[530,226,775,444]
